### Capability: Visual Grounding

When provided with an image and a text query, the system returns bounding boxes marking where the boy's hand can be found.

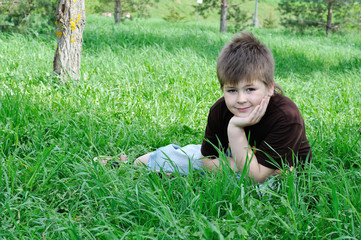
[229,95,270,128]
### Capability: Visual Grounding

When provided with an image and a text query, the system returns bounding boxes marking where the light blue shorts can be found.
[147,144,203,175]
[146,144,278,196]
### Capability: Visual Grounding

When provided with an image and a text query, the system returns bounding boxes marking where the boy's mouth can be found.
[237,107,250,111]
[237,107,250,112]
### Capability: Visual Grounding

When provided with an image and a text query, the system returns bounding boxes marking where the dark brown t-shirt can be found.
[201,93,312,169]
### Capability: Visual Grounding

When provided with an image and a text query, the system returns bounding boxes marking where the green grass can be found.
[0,15,361,238]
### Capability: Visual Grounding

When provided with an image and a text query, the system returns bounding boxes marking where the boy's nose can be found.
[237,93,247,103]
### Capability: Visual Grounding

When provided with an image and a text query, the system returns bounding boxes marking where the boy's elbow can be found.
[252,175,268,183]
[250,164,275,183]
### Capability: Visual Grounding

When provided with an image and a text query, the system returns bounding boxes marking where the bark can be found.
[220,0,228,33]
[114,0,121,24]
[326,0,333,36]
[53,0,86,82]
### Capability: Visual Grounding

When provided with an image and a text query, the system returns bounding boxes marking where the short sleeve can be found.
[255,119,304,169]
[201,104,230,158]
[201,109,222,157]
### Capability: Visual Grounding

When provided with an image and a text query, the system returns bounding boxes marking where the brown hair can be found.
[217,31,282,93]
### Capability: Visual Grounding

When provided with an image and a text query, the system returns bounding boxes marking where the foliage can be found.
[163,7,186,23]
[196,0,251,32]
[85,0,113,14]
[334,2,361,32]
[121,0,159,18]
[263,9,277,28]
[278,0,361,34]
[0,0,56,33]
[1,15,361,238]
[89,0,158,18]
[227,4,252,31]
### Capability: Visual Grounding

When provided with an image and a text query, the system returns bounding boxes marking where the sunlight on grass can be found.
[0,15,360,238]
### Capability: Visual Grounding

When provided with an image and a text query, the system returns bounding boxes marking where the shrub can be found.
[163,8,186,23]
[263,9,277,28]
[0,0,56,33]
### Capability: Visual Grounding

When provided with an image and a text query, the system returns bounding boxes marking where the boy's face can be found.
[223,80,274,118]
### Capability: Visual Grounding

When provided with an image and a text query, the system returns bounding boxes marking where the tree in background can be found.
[278,0,361,35]
[197,0,250,33]
[53,0,86,82]
[0,0,56,33]
[114,0,121,24]
[93,0,158,24]
[253,0,259,27]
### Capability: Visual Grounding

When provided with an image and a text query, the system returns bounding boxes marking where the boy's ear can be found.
[268,82,275,96]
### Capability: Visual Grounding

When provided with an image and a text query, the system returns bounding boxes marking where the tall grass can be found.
[0,15,360,238]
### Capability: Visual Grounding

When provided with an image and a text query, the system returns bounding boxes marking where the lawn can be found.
[0,15,360,239]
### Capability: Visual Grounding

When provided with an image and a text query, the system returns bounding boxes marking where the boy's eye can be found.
[227,89,237,93]
[246,88,256,92]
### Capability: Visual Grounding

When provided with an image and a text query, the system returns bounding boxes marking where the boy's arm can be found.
[227,126,274,182]
[201,154,281,182]
[227,95,275,182]
[201,156,238,172]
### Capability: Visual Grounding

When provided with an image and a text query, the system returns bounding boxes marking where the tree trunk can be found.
[53,0,86,82]
[220,0,228,33]
[253,0,258,27]
[326,0,333,36]
[114,0,121,24]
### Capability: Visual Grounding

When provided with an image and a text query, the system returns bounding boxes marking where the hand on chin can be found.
[230,96,270,128]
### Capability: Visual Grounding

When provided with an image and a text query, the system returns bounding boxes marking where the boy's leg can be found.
[92,154,128,168]
[134,152,152,166]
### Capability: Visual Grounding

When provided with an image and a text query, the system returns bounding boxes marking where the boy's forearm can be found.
[227,127,253,170]
[227,126,273,182]
[201,157,238,172]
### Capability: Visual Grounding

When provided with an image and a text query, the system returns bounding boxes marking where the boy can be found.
[135,31,312,182]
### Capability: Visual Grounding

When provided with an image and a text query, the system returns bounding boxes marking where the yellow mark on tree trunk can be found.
[70,21,76,31]
[75,14,81,24]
